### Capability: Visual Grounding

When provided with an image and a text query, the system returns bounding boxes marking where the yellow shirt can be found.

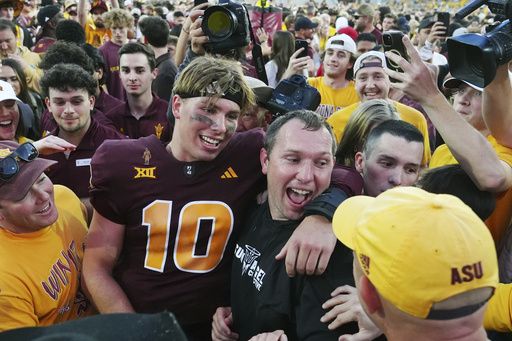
[430,135,512,245]
[84,22,112,48]
[307,77,359,119]
[327,101,432,165]
[484,283,512,332]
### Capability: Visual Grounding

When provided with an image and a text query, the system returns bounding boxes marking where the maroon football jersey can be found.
[89,130,265,340]
[104,94,172,143]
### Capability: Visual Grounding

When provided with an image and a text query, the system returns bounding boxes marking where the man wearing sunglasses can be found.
[353,4,382,45]
[0,141,95,331]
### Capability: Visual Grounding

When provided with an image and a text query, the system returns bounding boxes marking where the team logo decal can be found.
[142,148,151,165]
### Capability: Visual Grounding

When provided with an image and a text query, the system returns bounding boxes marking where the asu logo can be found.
[134,167,156,179]
[0,148,12,158]
[155,123,164,140]
[451,261,483,285]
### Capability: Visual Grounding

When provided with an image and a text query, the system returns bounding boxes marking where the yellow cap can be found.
[333,186,498,319]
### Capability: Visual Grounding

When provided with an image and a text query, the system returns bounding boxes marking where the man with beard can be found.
[353,4,382,44]
[78,0,118,48]
[307,35,359,119]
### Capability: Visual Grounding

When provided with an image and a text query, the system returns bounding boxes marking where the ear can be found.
[172,95,182,119]
[262,110,272,130]
[355,152,364,174]
[97,67,104,81]
[152,67,158,79]
[45,97,51,113]
[260,148,269,175]
[359,276,382,315]
[89,95,95,110]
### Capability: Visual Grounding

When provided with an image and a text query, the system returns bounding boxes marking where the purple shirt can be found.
[96,87,125,114]
[98,40,126,101]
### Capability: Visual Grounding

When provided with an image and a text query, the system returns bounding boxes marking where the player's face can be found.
[452,83,485,132]
[0,173,58,233]
[0,28,17,57]
[355,66,390,101]
[111,26,129,46]
[171,96,241,162]
[0,6,14,20]
[120,53,157,98]
[91,9,106,28]
[0,98,19,141]
[261,119,334,221]
[0,65,20,95]
[237,105,267,132]
[355,133,423,197]
[46,88,94,135]
[356,40,376,54]
[323,48,353,78]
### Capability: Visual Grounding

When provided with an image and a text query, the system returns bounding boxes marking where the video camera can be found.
[267,74,321,117]
[448,0,512,87]
[201,0,251,54]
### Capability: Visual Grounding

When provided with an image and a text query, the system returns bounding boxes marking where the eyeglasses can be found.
[0,142,38,182]
[354,15,362,19]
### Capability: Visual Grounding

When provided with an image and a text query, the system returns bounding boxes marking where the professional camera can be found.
[267,74,321,116]
[447,0,512,87]
[201,0,251,54]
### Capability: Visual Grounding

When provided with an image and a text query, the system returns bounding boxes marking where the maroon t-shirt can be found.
[96,87,125,114]
[104,93,172,142]
[32,37,56,55]
[40,117,126,198]
[89,130,266,340]
[98,40,126,101]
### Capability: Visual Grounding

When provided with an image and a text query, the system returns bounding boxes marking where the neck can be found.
[127,91,154,120]
[323,74,350,89]
[152,45,168,59]
[57,117,91,147]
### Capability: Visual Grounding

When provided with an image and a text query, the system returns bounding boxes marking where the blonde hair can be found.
[102,8,134,29]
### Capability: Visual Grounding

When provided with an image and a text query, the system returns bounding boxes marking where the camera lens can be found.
[206,10,232,38]
[383,34,392,45]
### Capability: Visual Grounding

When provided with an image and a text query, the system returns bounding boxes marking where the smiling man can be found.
[212,110,357,340]
[327,51,431,165]
[0,140,95,331]
[104,42,172,142]
[38,63,124,220]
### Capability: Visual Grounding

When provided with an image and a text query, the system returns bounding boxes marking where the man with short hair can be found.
[98,8,133,100]
[307,34,359,119]
[294,16,317,59]
[78,0,118,47]
[328,51,431,164]
[353,4,382,44]
[415,17,448,66]
[355,119,424,197]
[139,15,178,102]
[0,0,32,48]
[33,5,64,54]
[381,13,397,32]
[64,0,78,21]
[39,63,125,219]
[0,17,41,92]
[104,42,171,142]
[355,32,377,54]
[212,110,357,341]
[333,186,498,341]
[0,140,96,331]
[237,76,272,132]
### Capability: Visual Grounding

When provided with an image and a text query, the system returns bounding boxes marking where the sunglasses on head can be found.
[0,142,38,182]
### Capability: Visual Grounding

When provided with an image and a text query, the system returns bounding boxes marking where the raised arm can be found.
[175,3,208,67]
[385,36,512,193]
[81,209,135,313]
[77,0,87,27]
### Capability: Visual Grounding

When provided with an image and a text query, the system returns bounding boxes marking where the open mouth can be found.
[0,120,12,128]
[201,135,220,147]
[36,203,50,214]
[287,188,311,206]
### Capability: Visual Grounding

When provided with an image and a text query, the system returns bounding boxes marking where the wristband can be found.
[304,188,348,222]
[424,40,434,49]
[182,27,190,34]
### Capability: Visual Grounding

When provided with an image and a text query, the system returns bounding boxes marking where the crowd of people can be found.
[1,0,512,340]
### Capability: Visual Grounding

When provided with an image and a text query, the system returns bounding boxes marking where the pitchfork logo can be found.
[242,245,261,275]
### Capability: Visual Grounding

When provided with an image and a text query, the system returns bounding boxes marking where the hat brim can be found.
[0,158,56,201]
[333,195,375,250]
[253,86,273,107]
[443,77,483,92]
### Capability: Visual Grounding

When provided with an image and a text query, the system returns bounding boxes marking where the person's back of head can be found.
[56,19,86,44]
[39,40,95,75]
[270,30,295,81]
[417,164,496,221]
[139,15,170,48]
[333,186,498,340]
[336,99,399,167]
[79,43,106,86]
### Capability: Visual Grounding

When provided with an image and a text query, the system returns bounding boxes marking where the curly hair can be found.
[39,41,95,75]
[102,8,134,29]
[40,63,97,99]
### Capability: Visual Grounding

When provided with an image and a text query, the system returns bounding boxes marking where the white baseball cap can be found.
[0,81,20,103]
[325,34,356,55]
[353,51,387,76]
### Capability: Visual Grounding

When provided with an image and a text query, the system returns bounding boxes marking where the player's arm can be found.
[386,35,512,193]
[484,283,512,331]
[483,63,512,149]
[77,0,87,27]
[81,209,135,313]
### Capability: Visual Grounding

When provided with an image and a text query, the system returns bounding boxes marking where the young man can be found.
[353,4,382,44]
[39,63,125,219]
[333,186,498,341]
[327,51,431,165]
[139,15,178,102]
[78,0,118,47]
[294,16,317,59]
[32,5,64,55]
[0,140,96,331]
[0,18,41,92]
[105,42,171,142]
[212,110,357,340]
[307,34,359,119]
[98,8,133,100]
[415,17,448,66]
[355,32,377,55]
[0,0,32,49]
[354,120,424,197]
[83,57,339,341]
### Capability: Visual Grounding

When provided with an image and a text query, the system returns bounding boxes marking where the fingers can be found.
[331,285,357,296]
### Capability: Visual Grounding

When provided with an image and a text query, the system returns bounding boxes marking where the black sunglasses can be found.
[354,15,362,19]
[0,142,38,182]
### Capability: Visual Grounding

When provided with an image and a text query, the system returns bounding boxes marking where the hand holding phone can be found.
[295,39,309,59]
[437,12,450,37]
[382,31,409,74]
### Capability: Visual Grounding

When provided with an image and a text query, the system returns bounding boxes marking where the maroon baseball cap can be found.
[0,141,56,201]
[90,0,108,13]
